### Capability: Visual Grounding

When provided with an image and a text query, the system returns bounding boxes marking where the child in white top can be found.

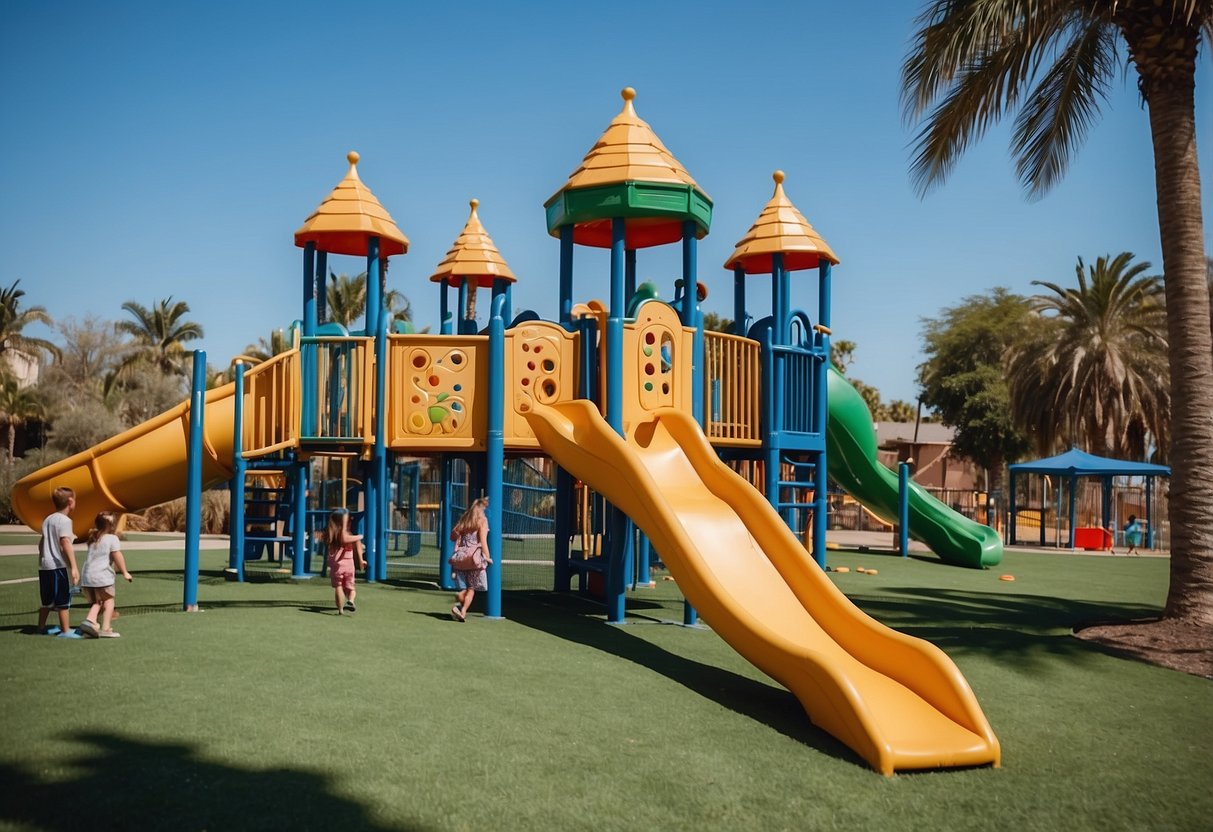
[78,512,132,638]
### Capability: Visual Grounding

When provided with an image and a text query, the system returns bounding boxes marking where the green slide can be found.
[826,367,1003,568]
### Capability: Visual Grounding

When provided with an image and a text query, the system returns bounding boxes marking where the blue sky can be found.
[2,0,1209,406]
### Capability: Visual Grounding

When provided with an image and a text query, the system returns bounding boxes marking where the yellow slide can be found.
[13,384,240,537]
[524,400,1000,775]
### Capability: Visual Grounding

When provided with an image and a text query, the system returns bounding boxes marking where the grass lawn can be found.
[0,542,1209,832]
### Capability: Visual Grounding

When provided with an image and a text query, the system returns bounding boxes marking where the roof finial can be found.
[470,198,479,211]
[348,150,360,166]
[621,86,636,114]
[773,170,785,185]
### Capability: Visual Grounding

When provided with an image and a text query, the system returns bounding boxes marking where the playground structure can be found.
[13,88,1000,775]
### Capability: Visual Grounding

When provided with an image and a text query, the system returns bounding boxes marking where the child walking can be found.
[322,509,365,614]
[1123,514,1142,556]
[448,496,492,622]
[37,487,80,637]
[78,512,132,638]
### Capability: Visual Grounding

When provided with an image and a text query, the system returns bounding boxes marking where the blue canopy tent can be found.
[1008,449,1170,550]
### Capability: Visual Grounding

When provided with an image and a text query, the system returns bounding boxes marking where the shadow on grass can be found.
[842,586,1161,670]
[0,731,423,831]
[503,590,866,770]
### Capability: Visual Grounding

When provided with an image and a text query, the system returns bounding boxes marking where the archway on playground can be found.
[1008,449,1170,551]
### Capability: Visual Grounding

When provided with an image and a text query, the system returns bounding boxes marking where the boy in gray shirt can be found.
[37,487,79,637]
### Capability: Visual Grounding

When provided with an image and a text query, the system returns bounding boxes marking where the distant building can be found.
[873,421,981,491]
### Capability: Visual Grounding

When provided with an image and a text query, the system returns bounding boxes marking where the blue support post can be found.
[291,456,309,578]
[492,278,509,329]
[812,262,832,568]
[898,462,910,557]
[1146,476,1155,549]
[1009,472,1018,545]
[439,456,454,589]
[457,279,470,334]
[733,266,747,336]
[375,305,389,580]
[559,225,574,327]
[485,294,507,619]
[1067,475,1077,549]
[637,533,651,586]
[229,361,247,582]
[606,217,628,624]
[681,221,697,327]
[301,242,317,437]
[303,242,317,335]
[554,467,573,590]
[316,251,328,324]
[183,350,206,611]
[372,241,390,580]
[439,283,452,335]
[363,237,382,581]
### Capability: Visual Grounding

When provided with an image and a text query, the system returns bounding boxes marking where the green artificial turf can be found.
[0,545,1208,832]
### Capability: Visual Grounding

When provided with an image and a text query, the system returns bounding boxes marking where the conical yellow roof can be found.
[550,88,705,199]
[295,151,409,257]
[429,199,517,288]
[724,171,838,274]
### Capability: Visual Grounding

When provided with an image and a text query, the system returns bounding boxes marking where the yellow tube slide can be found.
[13,384,239,537]
[524,400,999,775]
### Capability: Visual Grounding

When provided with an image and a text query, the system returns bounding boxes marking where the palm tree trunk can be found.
[1144,78,1213,626]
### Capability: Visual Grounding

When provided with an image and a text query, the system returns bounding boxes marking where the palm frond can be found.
[1011,20,1118,197]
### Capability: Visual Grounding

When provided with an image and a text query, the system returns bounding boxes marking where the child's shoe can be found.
[98,630,121,638]
[41,626,63,636]
[78,619,99,638]
[343,601,356,613]
[56,630,84,639]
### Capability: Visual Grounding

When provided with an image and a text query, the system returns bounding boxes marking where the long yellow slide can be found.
[524,400,1000,775]
[13,384,240,537]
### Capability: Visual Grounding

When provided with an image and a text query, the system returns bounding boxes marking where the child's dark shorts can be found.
[39,568,72,610]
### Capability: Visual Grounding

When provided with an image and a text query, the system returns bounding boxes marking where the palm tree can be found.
[1006,253,1169,459]
[241,328,291,364]
[325,270,413,331]
[902,1,1212,626]
[107,297,204,393]
[0,375,45,462]
[0,279,61,364]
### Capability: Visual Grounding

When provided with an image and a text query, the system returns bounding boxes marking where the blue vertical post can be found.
[370,240,389,581]
[1146,476,1155,549]
[606,217,629,624]
[229,361,247,582]
[812,261,831,567]
[733,266,747,336]
[492,278,510,328]
[375,305,389,579]
[457,279,469,334]
[363,237,381,581]
[183,350,206,611]
[898,462,910,557]
[316,251,328,324]
[303,242,317,335]
[301,243,317,437]
[559,225,574,326]
[1101,475,1113,542]
[485,294,506,619]
[680,221,697,327]
[554,468,573,590]
[1067,475,1077,549]
[439,456,454,589]
[291,456,309,578]
[439,283,452,335]
[1008,471,1018,544]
